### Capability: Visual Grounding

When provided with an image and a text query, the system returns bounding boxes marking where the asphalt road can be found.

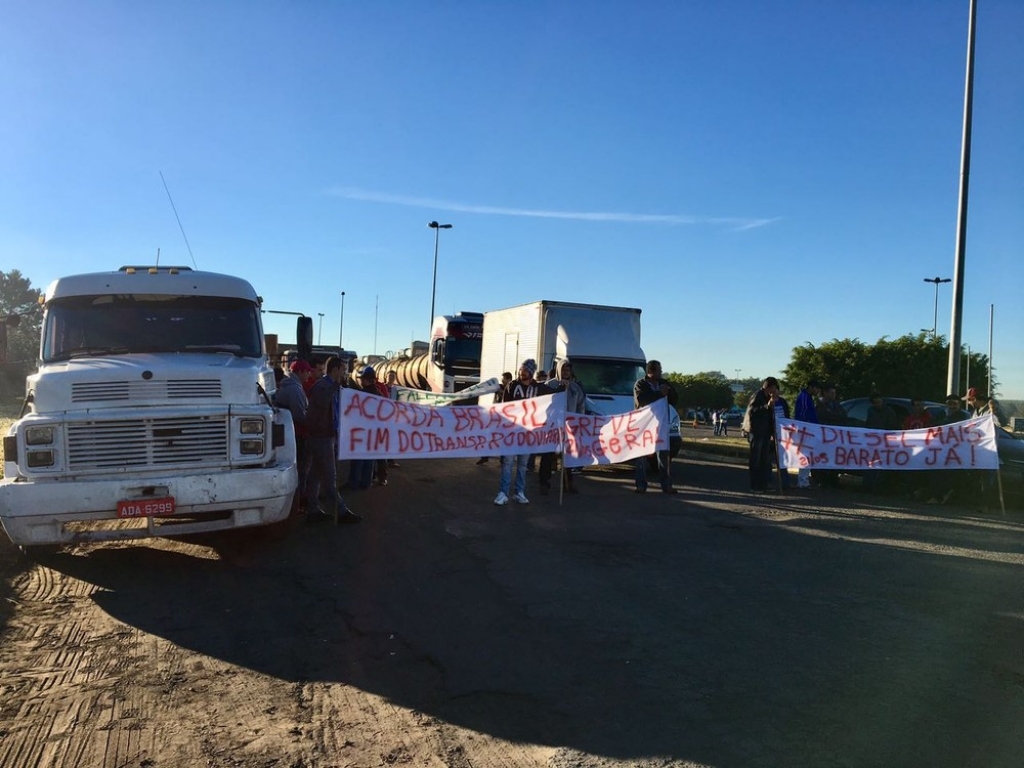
[1,451,1023,768]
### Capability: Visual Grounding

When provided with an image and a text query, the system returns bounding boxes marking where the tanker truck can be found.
[372,312,482,394]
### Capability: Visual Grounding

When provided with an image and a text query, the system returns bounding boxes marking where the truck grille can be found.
[71,379,223,402]
[66,416,229,469]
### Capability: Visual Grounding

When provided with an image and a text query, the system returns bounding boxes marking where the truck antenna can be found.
[159,171,198,269]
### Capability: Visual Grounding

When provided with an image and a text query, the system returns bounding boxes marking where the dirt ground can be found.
[1,451,1023,768]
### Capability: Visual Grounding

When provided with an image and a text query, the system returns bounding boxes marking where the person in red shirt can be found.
[901,396,934,500]
[902,397,933,430]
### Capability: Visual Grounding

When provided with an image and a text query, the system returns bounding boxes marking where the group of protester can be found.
[746,376,1005,504]
[273,352,407,525]
[488,358,587,506]
[483,357,679,504]
[275,347,1009,518]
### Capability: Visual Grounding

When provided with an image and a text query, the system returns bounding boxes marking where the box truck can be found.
[478,300,681,454]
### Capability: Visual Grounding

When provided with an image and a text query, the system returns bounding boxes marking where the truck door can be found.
[503,333,519,373]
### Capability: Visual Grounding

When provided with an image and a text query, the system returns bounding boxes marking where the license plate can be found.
[117,497,176,518]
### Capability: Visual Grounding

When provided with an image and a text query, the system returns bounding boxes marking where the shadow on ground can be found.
[12,456,1024,767]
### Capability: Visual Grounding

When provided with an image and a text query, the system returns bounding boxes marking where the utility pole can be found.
[339,291,346,348]
[946,0,977,395]
[428,221,453,336]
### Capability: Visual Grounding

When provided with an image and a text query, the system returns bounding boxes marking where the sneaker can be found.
[513,492,530,505]
[494,492,508,506]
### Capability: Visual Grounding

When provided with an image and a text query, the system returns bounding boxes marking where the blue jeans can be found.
[635,451,672,491]
[500,454,528,496]
[346,459,374,490]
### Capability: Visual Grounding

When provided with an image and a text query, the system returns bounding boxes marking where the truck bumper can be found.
[0,463,297,546]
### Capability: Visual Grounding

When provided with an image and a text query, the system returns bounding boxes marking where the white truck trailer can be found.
[0,265,298,548]
[478,300,681,454]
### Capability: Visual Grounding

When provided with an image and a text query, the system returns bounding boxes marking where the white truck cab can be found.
[0,265,297,547]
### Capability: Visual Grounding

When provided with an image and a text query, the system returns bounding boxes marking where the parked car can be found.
[840,396,1024,495]
[721,407,745,425]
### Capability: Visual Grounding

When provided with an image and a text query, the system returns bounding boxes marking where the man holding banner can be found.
[494,360,542,506]
[632,360,678,494]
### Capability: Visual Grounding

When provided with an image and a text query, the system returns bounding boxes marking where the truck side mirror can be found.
[296,316,313,361]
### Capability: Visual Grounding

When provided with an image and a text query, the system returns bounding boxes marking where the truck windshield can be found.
[42,294,263,362]
[570,359,646,397]
[443,338,482,371]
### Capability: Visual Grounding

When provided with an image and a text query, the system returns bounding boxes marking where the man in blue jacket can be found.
[793,379,820,489]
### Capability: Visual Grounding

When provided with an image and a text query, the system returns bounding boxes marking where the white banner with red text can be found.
[337,389,566,460]
[776,414,999,471]
[336,389,671,465]
[563,399,671,467]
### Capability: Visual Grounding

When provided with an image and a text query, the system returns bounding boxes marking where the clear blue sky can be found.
[2,1,1021,398]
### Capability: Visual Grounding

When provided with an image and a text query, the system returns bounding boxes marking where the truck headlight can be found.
[27,449,55,467]
[25,426,55,445]
[239,419,265,435]
[239,439,264,455]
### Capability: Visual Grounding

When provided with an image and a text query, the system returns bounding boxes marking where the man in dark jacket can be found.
[746,377,780,492]
[305,356,361,524]
[633,360,678,494]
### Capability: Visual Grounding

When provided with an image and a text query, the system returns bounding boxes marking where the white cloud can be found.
[327,187,777,231]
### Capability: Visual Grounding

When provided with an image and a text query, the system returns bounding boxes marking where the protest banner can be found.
[564,399,670,468]
[337,390,565,460]
[392,377,502,406]
[776,414,999,471]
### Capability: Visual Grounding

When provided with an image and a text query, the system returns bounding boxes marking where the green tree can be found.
[665,373,735,415]
[0,270,43,399]
[782,333,992,403]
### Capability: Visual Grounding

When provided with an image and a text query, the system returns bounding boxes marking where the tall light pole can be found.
[946,0,977,395]
[339,291,346,348]
[923,277,951,339]
[428,221,453,334]
[317,313,324,345]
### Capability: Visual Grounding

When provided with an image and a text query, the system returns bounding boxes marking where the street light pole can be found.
[428,221,453,335]
[339,291,346,348]
[923,277,951,339]
[317,313,324,345]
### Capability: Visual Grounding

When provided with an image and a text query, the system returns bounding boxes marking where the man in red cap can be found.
[274,359,315,512]
[966,387,981,417]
